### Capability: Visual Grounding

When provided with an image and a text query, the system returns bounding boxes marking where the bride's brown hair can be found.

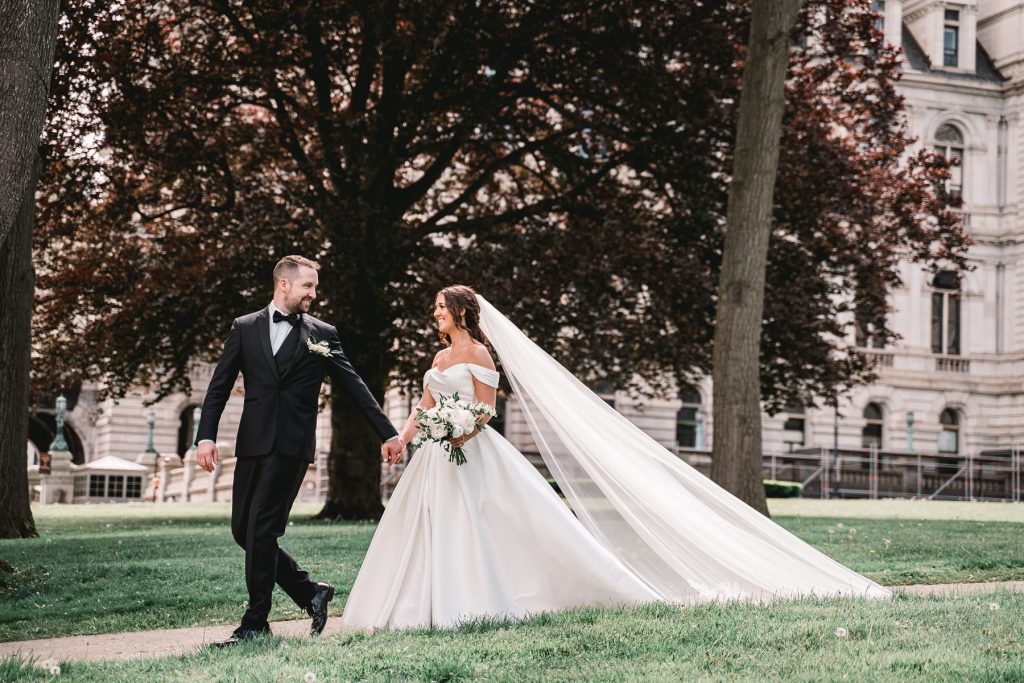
[437,284,488,347]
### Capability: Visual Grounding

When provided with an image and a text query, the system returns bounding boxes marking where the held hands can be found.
[197,441,219,473]
[381,438,406,465]
[448,426,479,449]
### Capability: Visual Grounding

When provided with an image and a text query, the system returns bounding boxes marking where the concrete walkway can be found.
[0,617,358,665]
[3,581,1023,664]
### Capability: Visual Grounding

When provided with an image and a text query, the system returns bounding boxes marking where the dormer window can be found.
[943,9,960,67]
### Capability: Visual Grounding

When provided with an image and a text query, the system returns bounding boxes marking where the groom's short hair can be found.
[273,255,320,284]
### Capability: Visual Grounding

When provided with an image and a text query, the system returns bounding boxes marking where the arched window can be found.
[931,271,961,355]
[676,388,702,449]
[28,412,85,465]
[862,403,883,449]
[782,405,806,453]
[938,409,960,453]
[934,123,964,201]
[177,404,201,457]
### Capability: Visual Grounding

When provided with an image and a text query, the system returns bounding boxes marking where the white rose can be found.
[451,408,476,433]
[452,425,465,438]
[428,422,448,440]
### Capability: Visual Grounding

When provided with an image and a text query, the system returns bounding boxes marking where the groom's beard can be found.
[285,297,314,314]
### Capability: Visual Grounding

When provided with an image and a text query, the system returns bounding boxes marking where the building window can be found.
[126,476,143,498]
[862,403,883,449]
[177,404,201,457]
[938,409,960,453]
[782,405,806,453]
[855,311,886,349]
[934,123,964,202]
[931,271,961,355]
[108,475,124,498]
[871,1,885,31]
[74,476,87,498]
[89,474,105,497]
[943,10,959,67]
[676,388,701,449]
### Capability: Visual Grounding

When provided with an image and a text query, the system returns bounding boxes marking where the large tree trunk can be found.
[317,324,391,521]
[710,0,803,517]
[0,0,59,540]
[0,0,60,244]
[0,155,39,539]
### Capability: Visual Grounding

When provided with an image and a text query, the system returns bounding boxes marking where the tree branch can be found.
[416,128,576,230]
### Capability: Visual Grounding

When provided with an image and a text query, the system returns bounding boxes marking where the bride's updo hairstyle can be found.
[438,284,488,347]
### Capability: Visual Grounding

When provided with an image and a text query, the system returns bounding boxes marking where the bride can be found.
[341,285,888,630]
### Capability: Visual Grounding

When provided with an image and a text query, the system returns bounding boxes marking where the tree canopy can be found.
[34,0,967,516]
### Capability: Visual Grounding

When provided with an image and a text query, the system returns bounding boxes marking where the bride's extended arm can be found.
[399,391,435,445]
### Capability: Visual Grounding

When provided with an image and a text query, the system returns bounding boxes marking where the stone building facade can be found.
[28,1,1024,494]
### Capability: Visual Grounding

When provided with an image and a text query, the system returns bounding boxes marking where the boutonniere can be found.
[306,337,332,357]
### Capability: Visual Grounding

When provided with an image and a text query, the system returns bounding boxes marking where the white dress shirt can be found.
[267,301,297,354]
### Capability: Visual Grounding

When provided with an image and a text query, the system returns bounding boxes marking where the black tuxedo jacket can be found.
[195,308,398,462]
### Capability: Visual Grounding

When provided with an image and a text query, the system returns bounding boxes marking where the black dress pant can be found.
[231,451,317,629]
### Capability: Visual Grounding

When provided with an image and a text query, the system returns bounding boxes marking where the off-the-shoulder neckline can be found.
[428,362,496,375]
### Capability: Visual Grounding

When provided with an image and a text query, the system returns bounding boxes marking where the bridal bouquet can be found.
[411,392,497,465]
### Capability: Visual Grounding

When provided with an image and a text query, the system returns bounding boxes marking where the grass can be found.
[768,498,1024,523]
[1,501,1023,637]
[0,503,364,642]
[5,592,1024,681]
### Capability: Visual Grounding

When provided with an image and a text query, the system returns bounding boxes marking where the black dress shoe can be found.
[307,582,335,636]
[214,624,272,648]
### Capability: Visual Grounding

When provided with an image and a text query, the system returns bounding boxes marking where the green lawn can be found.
[4,592,1023,681]
[2,501,1023,645]
[2,501,1024,680]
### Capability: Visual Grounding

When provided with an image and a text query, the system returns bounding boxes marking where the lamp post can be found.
[49,394,68,452]
[906,410,915,453]
[145,409,157,454]
[908,410,922,497]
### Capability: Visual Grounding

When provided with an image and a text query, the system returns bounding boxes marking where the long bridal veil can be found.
[477,295,889,603]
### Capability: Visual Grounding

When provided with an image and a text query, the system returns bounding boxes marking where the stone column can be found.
[182,406,200,502]
[39,396,75,504]
[181,449,197,502]
[39,450,73,504]
[156,456,169,502]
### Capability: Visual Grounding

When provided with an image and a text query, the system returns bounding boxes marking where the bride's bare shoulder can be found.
[468,342,495,370]
[431,348,449,368]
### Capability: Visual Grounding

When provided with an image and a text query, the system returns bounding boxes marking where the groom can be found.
[195,255,404,646]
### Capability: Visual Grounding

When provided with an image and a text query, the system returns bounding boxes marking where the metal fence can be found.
[680,447,1023,502]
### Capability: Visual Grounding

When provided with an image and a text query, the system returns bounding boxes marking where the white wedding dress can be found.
[341,297,889,631]
[341,362,660,629]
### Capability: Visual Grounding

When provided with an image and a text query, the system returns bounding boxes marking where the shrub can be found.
[764,480,803,498]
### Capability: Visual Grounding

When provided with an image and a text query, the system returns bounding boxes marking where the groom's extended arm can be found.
[324,324,400,444]
[195,318,242,448]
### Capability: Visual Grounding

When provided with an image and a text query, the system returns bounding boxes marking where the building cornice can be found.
[899,71,1006,96]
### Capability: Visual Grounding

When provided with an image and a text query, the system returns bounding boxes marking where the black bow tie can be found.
[273,310,300,326]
